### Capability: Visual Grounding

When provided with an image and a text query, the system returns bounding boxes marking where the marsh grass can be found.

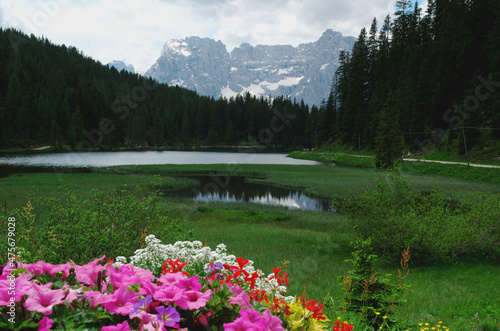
[2,164,500,329]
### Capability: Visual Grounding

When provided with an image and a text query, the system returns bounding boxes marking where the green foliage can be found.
[374,92,403,169]
[0,29,317,150]
[338,231,410,329]
[196,206,290,223]
[342,172,500,264]
[333,1,500,154]
[0,179,194,265]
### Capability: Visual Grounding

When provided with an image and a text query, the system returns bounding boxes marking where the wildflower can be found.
[269,268,289,287]
[159,271,185,286]
[245,271,260,289]
[75,256,105,288]
[37,316,53,331]
[176,289,212,310]
[224,257,250,278]
[228,284,252,309]
[223,317,261,331]
[23,283,66,316]
[177,275,202,291]
[156,305,181,327]
[27,261,71,280]
[333,320,354,331]
[262,309,285,331]
[101,321,131,331]
[162,259,189,276]
[129,294,152,317]
[249,289,269,303]
[84,290,113,308]
[0,274,30,303]
[154,285,184,304]
[102,286,138,315]
[240,308,268,330]
[375,312,381,315]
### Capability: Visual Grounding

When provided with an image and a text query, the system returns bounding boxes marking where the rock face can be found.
[145,29,356,107]
[107,60,135,73]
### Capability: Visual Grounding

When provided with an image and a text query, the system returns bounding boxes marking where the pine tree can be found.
[375,92,403,168]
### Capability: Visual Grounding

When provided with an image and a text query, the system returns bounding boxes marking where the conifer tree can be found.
[375,92,403,168]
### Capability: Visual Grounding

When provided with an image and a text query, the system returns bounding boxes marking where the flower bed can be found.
[0,236,346,330]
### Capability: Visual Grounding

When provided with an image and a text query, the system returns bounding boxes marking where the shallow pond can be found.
[163,175,334,212]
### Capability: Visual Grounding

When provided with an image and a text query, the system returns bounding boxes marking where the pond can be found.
[163,175,334,212]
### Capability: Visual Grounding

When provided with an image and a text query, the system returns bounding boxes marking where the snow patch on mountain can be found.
[145,29,356,107]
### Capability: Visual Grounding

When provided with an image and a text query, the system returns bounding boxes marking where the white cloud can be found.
[0,0,430,73]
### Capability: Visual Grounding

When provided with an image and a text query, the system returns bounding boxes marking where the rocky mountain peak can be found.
[145,29,356,107]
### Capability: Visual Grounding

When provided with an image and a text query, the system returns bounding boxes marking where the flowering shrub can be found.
[115,235,293,302]
[0,239,334,330]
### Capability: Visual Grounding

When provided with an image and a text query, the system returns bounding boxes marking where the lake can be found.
[0,151,331,211]
[0,151,321,167]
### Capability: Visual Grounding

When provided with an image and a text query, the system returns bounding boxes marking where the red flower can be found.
[303,299,326,320]
[162,259,189,276]
[223,257,250,278]
[270,298,291,316]
[249,289,269,303]
[244,271,259,289]
[333,321,354,331]
[270,268,289,287]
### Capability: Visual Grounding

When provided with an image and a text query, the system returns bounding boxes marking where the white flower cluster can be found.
[115,235,292,301]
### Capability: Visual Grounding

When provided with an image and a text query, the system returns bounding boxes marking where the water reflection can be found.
[164,175,334,212]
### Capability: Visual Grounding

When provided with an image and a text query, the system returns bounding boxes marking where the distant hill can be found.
[107,60,135,73]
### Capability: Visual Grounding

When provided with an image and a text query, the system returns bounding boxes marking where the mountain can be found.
[145,29,356,107]
[107,60,135,73]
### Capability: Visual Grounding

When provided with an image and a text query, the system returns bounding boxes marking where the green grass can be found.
[2,163,500,330]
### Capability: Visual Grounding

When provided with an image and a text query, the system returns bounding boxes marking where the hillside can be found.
[0,29,319,151]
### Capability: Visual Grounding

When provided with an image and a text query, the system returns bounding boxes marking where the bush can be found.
[338,231,410,329]
[0,179,194,265]
[341,171,500,264]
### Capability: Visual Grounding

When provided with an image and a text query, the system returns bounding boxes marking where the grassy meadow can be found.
[1,162,499,330]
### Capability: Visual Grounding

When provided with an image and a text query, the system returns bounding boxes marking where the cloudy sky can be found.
[0,0,426,73]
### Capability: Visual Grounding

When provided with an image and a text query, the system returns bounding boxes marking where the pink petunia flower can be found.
[27,261,71,280]
[0,272,33,304]
[240,308,267,330]
[223,316,262,331]
[23,283,66,316]
[158,272,185,286]
[102,286,139,315]
[153,285,184,305]
[177,275,202,292]
[262,309,285,331]
[139,278,156,297]
[84,290,113,308]
[38,316,53,331]
[176,289,212,310]
[135,312,163,330]
[228,284,252,309]
[76,256,106,288]
[101,321,131,331]
[62,284,82,304]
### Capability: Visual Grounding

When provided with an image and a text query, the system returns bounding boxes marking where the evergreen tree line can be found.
[319,0,500,156]
[0,29,324,150]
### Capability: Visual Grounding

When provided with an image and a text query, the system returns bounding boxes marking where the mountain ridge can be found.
[145,29,356,107]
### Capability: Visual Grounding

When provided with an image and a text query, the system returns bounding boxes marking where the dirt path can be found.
[31,146,51,150]
[327,152,500,169]
[404,158,500,169]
